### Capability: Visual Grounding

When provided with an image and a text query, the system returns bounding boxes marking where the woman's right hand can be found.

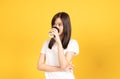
[64,63,75,72]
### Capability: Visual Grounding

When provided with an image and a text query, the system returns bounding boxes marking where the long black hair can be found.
[48,12,71,49]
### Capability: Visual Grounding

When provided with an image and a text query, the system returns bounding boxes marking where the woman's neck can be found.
[60,34,63,40]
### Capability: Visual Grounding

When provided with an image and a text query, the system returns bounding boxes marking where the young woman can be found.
[37,12,79,79]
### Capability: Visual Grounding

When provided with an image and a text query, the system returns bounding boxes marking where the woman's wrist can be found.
[57,40,62,47]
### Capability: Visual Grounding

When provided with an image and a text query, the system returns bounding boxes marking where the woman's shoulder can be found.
[42,39,50,45]
[69,38,78,43]
[66,38,79,55]
[67,38,79,47]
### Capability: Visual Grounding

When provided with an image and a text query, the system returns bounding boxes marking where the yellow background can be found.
[0,0,120,79]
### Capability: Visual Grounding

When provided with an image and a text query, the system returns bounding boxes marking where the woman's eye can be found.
[58,23,62,26]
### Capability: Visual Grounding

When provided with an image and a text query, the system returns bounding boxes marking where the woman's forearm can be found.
[38,64,62,72]
[57,41,69,69]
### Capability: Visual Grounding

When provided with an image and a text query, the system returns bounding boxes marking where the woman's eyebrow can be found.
[58,22,63,24]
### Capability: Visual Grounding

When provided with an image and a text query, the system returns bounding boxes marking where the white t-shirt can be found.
[40,38,79,79]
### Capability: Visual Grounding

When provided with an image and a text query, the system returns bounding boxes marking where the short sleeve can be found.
[66,39,79,55]
[40,40,48,54]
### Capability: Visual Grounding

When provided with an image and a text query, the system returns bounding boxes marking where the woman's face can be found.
[54,18,63,36]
